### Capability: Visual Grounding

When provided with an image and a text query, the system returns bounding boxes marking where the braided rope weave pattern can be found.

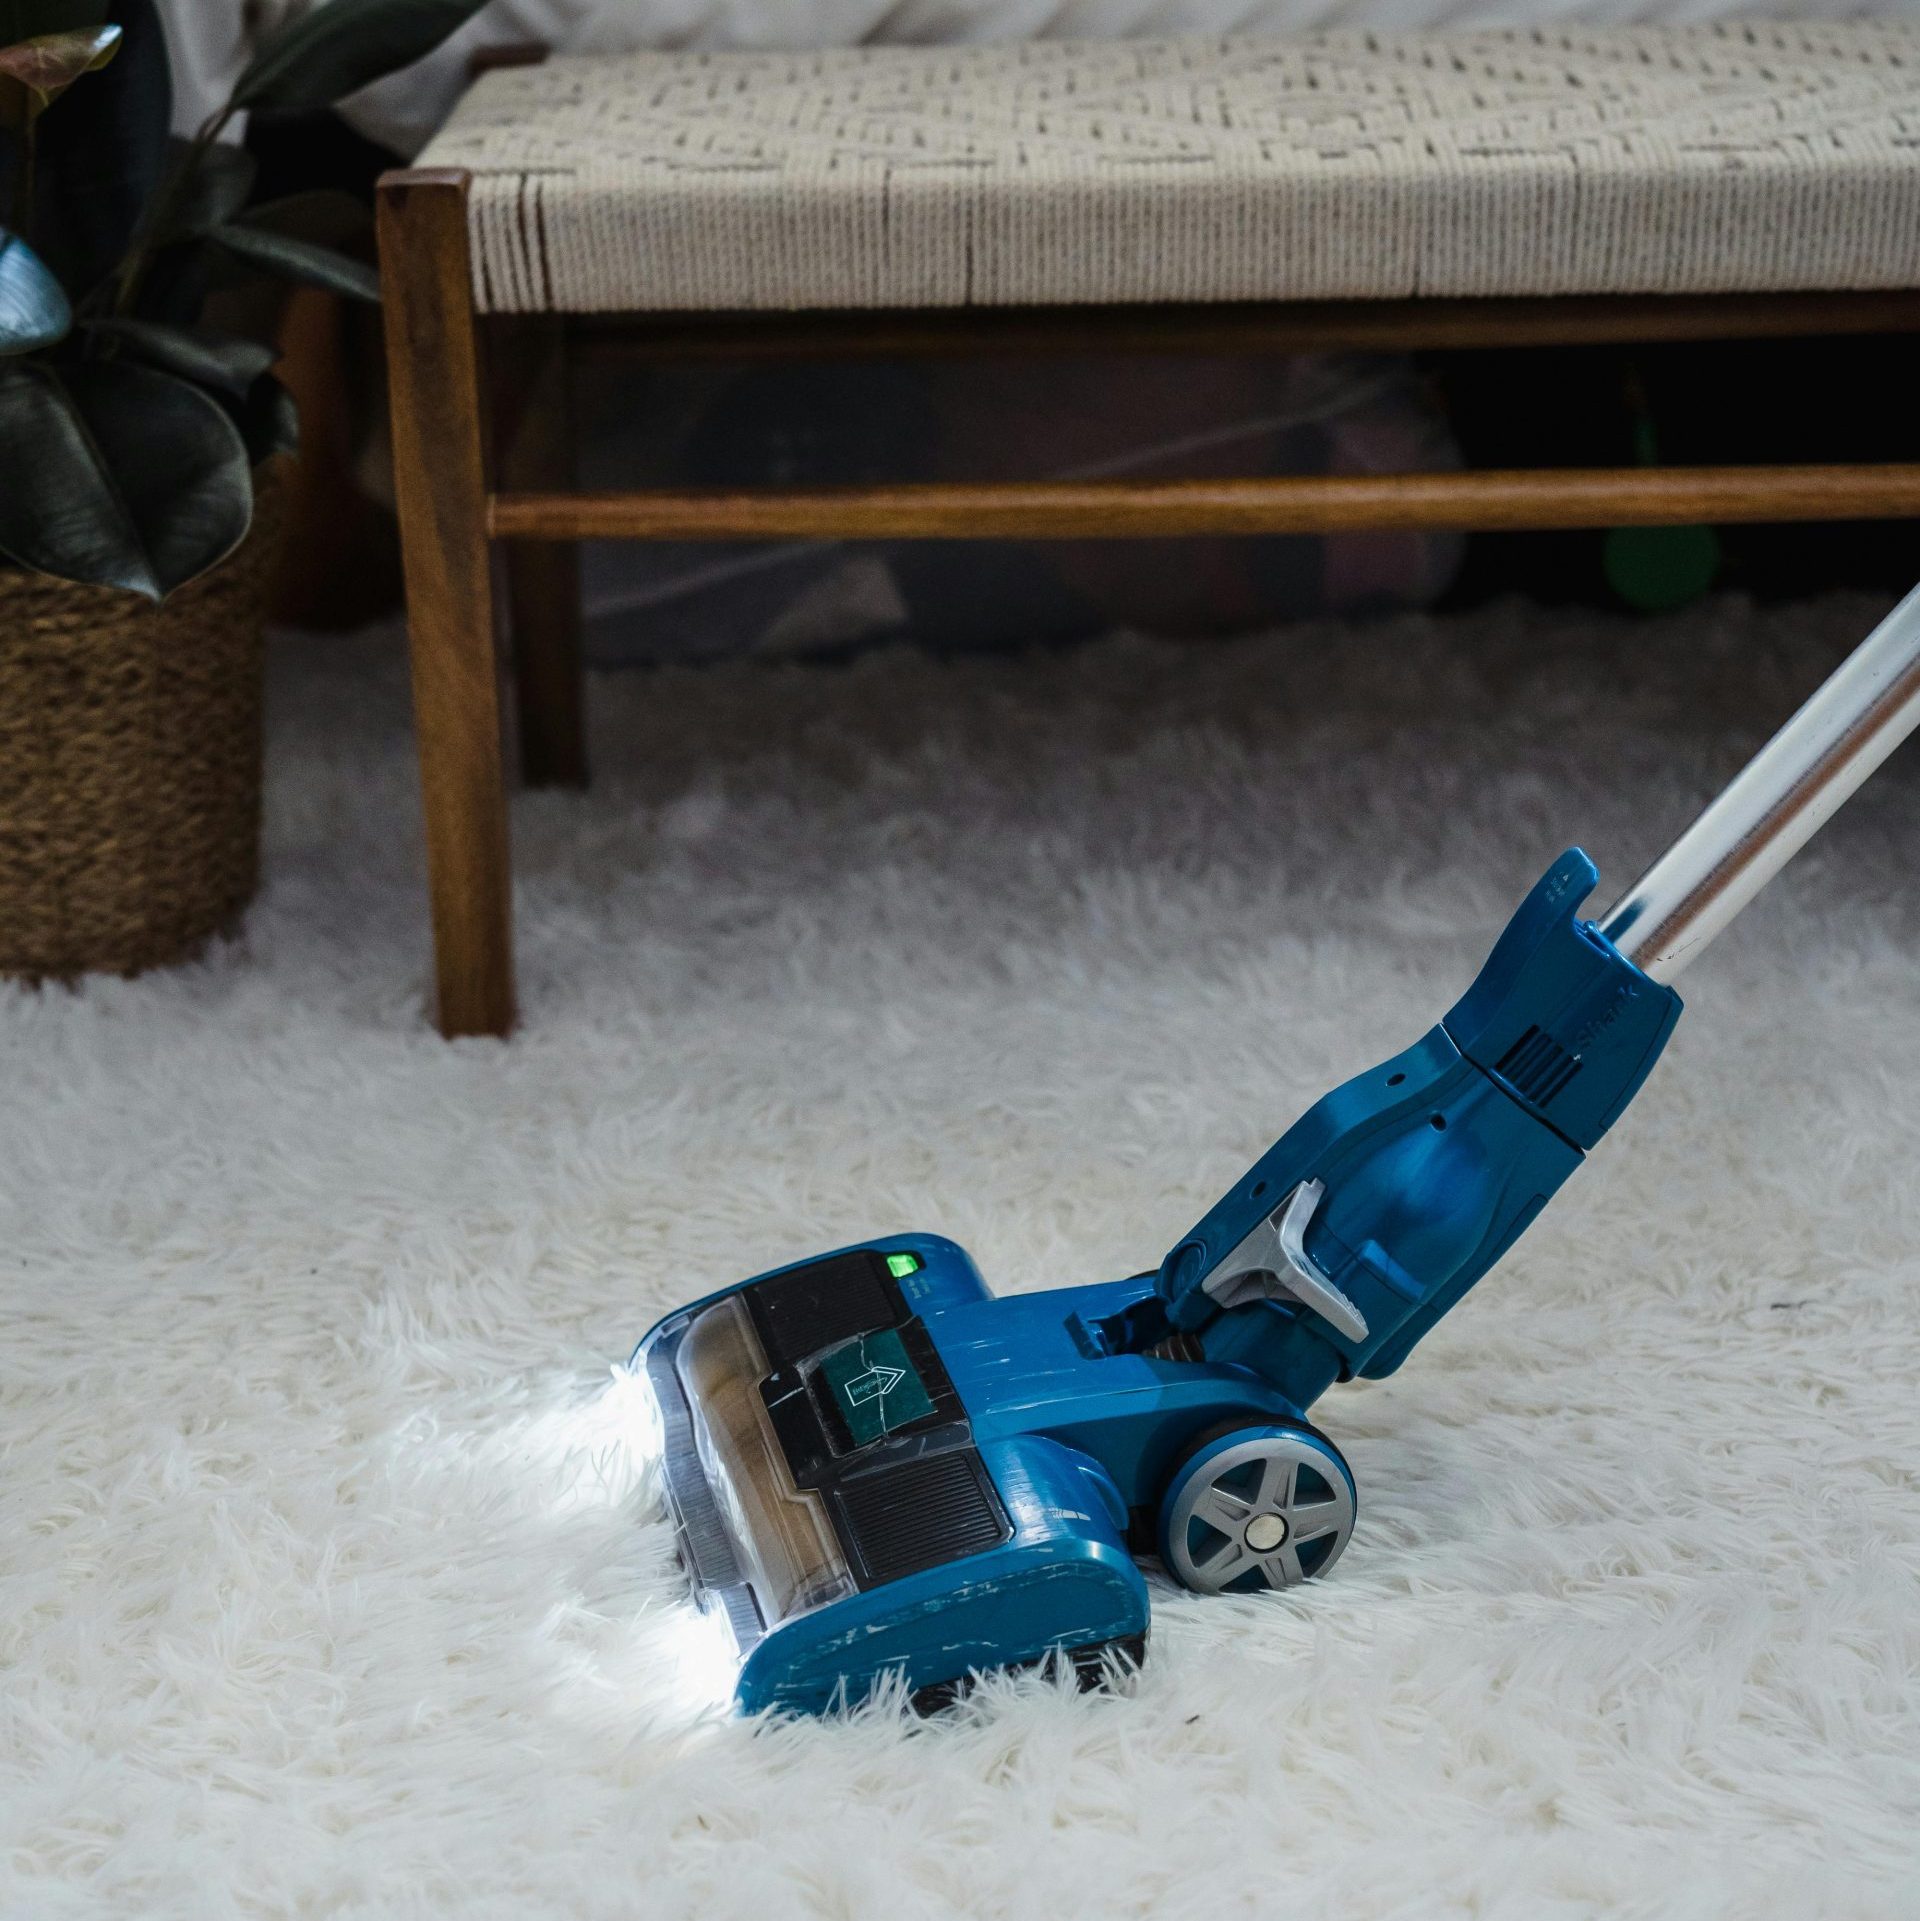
[419,24,1920,313]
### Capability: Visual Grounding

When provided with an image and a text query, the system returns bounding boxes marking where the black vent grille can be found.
[833,1449,1010,1588]
[747,1252,894,1367]
[1495,1024,1582,1109]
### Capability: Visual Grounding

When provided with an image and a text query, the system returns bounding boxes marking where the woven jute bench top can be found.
[417,24,1920,314]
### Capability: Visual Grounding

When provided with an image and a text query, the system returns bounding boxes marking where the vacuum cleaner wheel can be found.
[1159,1425,1356,1595]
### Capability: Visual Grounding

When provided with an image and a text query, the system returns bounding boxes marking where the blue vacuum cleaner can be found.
[633,587,1920,1715]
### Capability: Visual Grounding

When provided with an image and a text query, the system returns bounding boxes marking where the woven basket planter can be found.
[0,469,285,979]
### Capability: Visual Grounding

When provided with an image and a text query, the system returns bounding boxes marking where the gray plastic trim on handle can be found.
[1200,1179,1370,1343]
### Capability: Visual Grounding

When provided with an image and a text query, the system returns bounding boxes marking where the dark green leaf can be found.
[231,0,489,115]
[214,219,379,303]
[83,315,277,394]
[70,358,253,594]
[0,223,66,350]
[29,0,169,298]
[0,3,107,44]
[0,355,251,597]
[0,356,149,591]
[0,23,120,127]
[144,136,256,243]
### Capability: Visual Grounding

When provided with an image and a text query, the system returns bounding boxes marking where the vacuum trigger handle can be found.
[1199,1180,1370,1343]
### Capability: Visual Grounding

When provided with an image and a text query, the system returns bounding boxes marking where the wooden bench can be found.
[377,25,1920,1036]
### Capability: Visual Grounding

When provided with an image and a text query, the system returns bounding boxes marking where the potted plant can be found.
[0,0,481,976]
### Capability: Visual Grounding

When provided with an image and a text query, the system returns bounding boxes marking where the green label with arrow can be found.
[819,1328,933,1447]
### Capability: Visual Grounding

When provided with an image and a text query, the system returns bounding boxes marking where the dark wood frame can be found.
[377,165,1920,1038]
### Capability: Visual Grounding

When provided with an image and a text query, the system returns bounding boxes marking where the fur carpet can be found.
[5,594,1919,1919]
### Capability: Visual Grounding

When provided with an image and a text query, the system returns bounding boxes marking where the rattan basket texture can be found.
[0,469,283,978]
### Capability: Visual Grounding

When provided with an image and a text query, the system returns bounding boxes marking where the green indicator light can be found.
[885,1251,922,1279]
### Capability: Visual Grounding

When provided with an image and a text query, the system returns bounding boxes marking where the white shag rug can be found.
[5,595,1919,1920]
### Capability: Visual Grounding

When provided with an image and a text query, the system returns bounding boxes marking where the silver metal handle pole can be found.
[1601,583,1920,983]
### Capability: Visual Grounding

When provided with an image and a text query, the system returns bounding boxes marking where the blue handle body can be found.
[1157,848,1682,1400]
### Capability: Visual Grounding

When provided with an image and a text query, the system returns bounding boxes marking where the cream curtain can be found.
[157,0,1916,157]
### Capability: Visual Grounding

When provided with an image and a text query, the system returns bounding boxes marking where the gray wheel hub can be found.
[1165,1430,1355,1594]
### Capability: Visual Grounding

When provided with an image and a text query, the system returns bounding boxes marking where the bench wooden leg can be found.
[377,167,516,1038]
[498,317,588,789]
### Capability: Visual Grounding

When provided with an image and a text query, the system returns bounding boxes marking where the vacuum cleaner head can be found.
[635,1240,1153,1715]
